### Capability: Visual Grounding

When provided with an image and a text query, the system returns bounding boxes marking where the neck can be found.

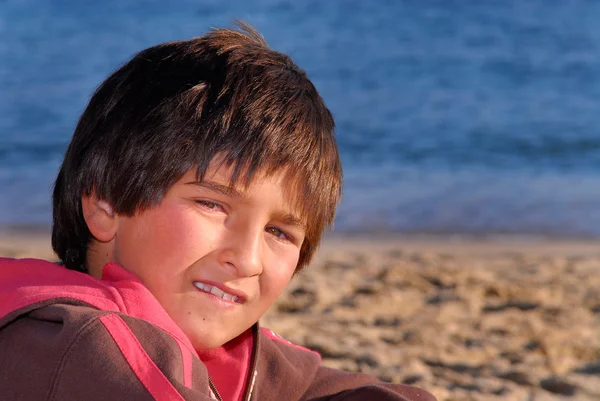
[85,240,114,279]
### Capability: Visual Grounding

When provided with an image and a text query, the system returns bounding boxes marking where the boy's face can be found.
[97,161,305,350]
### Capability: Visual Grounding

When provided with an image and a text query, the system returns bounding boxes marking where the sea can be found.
[2,0,600,237]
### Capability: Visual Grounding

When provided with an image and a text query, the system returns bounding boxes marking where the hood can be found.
[0,257,195,353]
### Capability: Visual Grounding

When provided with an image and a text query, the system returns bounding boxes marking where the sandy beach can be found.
[2,230,599,401]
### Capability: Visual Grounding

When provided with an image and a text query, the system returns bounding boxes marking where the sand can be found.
[2,230,599,401]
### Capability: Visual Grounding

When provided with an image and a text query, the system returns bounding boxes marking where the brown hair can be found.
[52,22,342,273]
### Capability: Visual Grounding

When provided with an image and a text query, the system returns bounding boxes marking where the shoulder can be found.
[0,257,89,286]
[255,327,436,401]
[0,303,213,400]
[304,366,438,401]
[0,256,59,265]
[0,256,60,269]
[250,327,322,400]
[259,327,322,359]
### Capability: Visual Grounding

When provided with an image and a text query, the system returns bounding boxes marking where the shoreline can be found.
[0,225,55,260]
[319,232,600,258]
[3,224,600,260]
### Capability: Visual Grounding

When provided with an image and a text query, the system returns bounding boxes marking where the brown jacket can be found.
[0,258,436,401]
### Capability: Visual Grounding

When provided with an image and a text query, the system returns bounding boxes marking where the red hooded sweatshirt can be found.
[0,257,436,401]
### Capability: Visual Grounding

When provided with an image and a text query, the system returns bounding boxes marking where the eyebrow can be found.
[277,213,307,231]
[186,180,307,230]
[187,180,247,200]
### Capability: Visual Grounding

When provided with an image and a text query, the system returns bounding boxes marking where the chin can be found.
[181,321,250,351]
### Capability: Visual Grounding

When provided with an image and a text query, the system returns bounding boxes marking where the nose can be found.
[218,226,263,278]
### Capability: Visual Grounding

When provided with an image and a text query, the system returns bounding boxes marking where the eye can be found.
[195,200,225,212]
[266,226,293,242]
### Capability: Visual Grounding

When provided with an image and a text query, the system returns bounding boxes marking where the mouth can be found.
[193,281,245,304]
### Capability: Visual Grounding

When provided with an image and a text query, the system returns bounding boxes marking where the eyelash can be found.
[266,226,294,243]
[195,200,225,212]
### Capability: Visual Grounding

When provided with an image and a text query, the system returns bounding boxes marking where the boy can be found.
[0,24,435,401]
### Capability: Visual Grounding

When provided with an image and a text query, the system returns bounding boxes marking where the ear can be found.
[81,194,117,242]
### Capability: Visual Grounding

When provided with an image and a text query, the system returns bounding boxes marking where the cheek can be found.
[261,254,298,300]
[155,209,197,250]
[118,205,205,270]
[150,206,217,264]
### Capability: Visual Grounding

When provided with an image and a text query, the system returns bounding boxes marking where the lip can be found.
[193,280,248,304]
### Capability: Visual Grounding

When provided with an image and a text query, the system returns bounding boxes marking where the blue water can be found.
[2,0,600,236]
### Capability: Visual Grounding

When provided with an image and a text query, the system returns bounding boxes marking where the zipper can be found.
[208,376,223,401]
[241,323,261,401]
[205,323,260,401]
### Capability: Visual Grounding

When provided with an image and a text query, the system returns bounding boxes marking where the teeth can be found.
[210,286,224,297]
[194,282,239,302]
